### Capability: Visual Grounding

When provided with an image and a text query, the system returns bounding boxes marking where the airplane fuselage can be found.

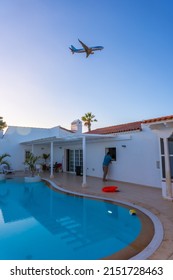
[69,40,104,58]
[71,46,103,53]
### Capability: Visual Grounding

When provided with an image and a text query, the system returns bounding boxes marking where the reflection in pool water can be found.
[0,178,141,260]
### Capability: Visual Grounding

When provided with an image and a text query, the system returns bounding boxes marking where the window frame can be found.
[105,147,116,161]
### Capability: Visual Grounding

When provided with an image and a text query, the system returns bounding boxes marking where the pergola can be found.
[21,134,116,187]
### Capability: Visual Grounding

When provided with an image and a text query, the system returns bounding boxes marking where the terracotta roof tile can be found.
[143,115,173,124]
[86,121,142,134]
[86,115,173,135]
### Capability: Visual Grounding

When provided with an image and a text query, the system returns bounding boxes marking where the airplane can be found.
[69,39,104,58]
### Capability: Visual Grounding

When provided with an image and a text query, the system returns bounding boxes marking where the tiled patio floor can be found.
[40,172,173,260]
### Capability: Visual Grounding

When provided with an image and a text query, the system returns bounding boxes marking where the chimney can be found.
[71,119,82,134]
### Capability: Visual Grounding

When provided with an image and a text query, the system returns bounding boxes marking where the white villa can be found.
[0,115,173,200]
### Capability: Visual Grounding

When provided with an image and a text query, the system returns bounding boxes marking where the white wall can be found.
[0,126,74,170]
[0,127,28,170]
[86,127,161,188]
[0,140,24,170]
[0,124,162,188]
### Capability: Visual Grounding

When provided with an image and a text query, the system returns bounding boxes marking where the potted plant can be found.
[42,153,50,171]
[0,153,10,180]
[24,152,41,182]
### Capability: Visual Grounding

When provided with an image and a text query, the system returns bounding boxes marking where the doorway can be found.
[66,149,83,173]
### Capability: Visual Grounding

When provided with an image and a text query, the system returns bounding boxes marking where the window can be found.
[160,138,165,179]
[168,138,173,179]
[160,137,173,179]
[105,147,116,161]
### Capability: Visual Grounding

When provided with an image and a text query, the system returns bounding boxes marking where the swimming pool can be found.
[0,178,142,260]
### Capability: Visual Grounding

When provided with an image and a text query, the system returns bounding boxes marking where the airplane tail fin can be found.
[69,45,77,54]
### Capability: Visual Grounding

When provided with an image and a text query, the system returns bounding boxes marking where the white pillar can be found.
[31,144,34,154]
[82,136,87,187]
[163,137,172,199]
[50,141,54,179]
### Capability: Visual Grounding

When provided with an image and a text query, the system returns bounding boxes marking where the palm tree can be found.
[0,153,10,173]
[81,112,97,132]
[0,117,7,130]
[24,152,40,177]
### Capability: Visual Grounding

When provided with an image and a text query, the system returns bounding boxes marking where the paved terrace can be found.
[15,172,173,260]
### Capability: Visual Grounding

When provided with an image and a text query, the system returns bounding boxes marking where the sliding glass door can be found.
[66,149,83,173]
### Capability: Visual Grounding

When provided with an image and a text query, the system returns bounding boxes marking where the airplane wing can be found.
[77,39,101,58]
[78,39,89,52]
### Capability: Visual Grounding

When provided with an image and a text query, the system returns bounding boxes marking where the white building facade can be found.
[0,116,173,200]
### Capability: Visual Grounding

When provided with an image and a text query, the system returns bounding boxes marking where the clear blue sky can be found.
[0,0,173,131]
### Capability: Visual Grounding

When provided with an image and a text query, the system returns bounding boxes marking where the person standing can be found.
[102,152,112,181]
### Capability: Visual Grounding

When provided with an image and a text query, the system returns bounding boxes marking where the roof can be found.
[86,115,173,135]
[86,121,142,134]
[143,115,173,124]
[20,134,116,146]
[59,126,74,133]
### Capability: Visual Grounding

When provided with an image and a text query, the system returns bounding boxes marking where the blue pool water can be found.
[0,178,141,260]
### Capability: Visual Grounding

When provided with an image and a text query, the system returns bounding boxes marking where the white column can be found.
[31,144,34,154]
[50,141,54,179]
[163,137,172,199]
[82,136,87,187]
